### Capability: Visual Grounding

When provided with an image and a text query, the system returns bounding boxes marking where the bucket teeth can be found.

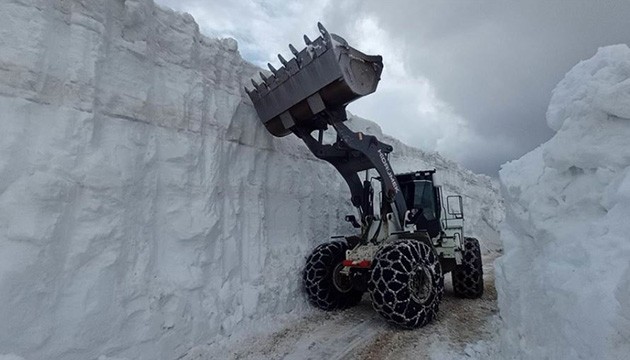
[266,74,277,88]
[317,22,328,36]
[261,71,277,89]
[278,54,288,66]
[318,23,331,46]
[248,80,259,98]
[267,63,277,74]
[259,71,268,82]
[251,23,340,92]
[289,43,299,56]
[251,78,268,94]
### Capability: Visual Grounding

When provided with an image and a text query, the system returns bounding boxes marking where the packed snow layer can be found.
[496,44,630,360]
[0,0,502,359]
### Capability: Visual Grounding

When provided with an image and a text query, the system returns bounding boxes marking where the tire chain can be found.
[303,241,363,310]
[368,240,444,329]
[452,237,484,298]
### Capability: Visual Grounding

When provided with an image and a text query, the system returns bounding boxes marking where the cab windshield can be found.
[402,180,437,221]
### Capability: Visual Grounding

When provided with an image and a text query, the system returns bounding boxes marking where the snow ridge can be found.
[496,44,630,360]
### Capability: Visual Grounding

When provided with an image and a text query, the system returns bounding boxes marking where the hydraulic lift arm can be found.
[292,108,408,225]
[245,23,408,225]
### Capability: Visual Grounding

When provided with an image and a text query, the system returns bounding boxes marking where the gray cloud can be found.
[156,0,630,175]
[326,0,630,174]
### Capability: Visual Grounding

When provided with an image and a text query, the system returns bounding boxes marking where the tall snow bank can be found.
[0,0,502,359]
[496,44,630,359]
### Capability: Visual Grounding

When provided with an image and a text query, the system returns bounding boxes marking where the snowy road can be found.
[184,253,500,360]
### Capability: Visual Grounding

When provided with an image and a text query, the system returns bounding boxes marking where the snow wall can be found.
[0,1,503,359]
[496,45,630,360]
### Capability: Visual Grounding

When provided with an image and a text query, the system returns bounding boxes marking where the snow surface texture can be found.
[0,1,502,359]
[496,44,630,360]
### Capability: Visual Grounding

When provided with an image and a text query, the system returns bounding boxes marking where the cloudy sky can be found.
[156,0,629,175]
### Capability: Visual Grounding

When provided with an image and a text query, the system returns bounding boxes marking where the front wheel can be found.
[368,239,444,329]
[303,241,363,310]
[452,237,484,298]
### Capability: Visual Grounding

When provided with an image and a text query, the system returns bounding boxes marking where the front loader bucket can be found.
[246,23,383,137]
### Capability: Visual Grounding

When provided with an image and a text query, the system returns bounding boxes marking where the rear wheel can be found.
[303,241,363,310]
[452,237,484,298]
[368,239,444,328]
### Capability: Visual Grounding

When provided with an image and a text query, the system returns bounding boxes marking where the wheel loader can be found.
[246,23,483,329]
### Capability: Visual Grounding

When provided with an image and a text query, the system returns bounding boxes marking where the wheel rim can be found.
[409,265,433,303]
[332,263,353,293]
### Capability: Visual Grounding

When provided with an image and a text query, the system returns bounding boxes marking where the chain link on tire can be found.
[452,237,484,298]
[368,239,444,329]
[303,241,363,310]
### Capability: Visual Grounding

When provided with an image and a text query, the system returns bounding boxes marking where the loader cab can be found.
[397,171,442,238]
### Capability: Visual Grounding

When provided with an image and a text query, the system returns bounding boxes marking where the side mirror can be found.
[446,195,463,219]
[345,215,361,228]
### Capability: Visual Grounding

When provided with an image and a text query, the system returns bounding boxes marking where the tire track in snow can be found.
[349,253,500,360]
[221,302,385,360]
[197,253,499,360]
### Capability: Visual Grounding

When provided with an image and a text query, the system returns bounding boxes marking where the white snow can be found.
[0,0,503,359]
[496,44,630,360]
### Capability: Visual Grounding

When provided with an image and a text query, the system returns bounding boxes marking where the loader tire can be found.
[368,239,444,329]
[303,241,363,310]
[452,237,484,298]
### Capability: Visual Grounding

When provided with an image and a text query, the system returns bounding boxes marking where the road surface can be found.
[182,253,500,360]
